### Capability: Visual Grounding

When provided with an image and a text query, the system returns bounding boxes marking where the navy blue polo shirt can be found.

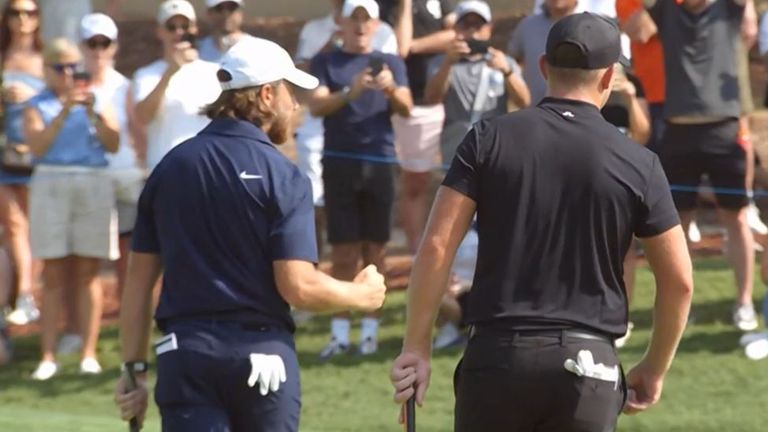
[310,49,409,159]
[132,118,318,333]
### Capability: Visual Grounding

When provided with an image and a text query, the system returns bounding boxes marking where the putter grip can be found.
[405,396,416,432]
[124,367,141,432]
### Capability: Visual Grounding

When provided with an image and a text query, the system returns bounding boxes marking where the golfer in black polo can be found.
[391,13,694,432]
[113,37,387,432]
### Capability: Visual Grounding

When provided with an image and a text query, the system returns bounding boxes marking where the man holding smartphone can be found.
[309,0,413,360]
[132,0,220,172]
[424,1,529,163]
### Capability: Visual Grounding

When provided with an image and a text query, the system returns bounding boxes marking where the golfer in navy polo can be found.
[114,37,387,432]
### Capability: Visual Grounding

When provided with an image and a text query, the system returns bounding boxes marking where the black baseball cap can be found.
[545,12,629,69]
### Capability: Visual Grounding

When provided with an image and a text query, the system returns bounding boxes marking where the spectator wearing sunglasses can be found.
[23,38,120,381]
[198,0,256,63]
[132,0,220,172]
[0,0,43,331]
[80,13,144,301]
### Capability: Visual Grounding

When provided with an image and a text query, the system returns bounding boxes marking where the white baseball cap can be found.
[80,13,118,41]
[206,0,243,8]
[454,0,492,23]
[157,0,197,25]
[341,0,379,19]
[218,37,319,91]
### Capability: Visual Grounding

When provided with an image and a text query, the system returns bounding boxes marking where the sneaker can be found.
[57,333,83,355]
[5,295,40,326]
[740,332,768,347]
[318,338,349,362]
[733,303,759,332]
[615,322,635,349]
[79,358,102,375]
[687,221,701,243]
[358,336,378,356]
[745,336,768,360]
[433,323,462,350]
[31,361,58,381]
[747,204,768,235]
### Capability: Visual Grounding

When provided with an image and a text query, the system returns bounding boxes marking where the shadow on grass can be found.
[0,327,120,397]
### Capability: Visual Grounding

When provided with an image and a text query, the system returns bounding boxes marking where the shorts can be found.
[295,132,324,207]
[322,158,394,244]
[392,104,445,173]
[454,329,626,432]
[155,321,300,432]
[661,119,749,211]
[29,166,118,260]
[111,168,144,235]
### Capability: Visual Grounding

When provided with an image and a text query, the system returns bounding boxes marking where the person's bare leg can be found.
[399,171,431,254]
[0,185,33,306]
[40,258,70,362]
[321,243,362,358]
[719,208,755,305]
[75,257,103,361]
[115,234,131,300]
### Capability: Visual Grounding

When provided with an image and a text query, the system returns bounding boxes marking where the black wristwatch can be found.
[121,361,149,374]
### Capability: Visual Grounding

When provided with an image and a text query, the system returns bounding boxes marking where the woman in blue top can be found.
[0,0,44,332]
[23,38,119,380]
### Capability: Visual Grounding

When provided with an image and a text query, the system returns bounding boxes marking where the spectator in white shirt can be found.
[197,0,256,63]
[132,0,220,171]
[80,13,144,298]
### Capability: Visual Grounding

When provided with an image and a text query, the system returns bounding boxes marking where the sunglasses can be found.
[212,2,240,13]
[49,63,78,74]
[85,38,112,50]
[7,8,39,18]
[165,22,190,32]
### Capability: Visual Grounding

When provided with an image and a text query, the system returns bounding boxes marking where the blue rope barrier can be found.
[321,151,768,198]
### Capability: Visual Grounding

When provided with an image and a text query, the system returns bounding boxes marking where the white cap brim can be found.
[284,68,319,90]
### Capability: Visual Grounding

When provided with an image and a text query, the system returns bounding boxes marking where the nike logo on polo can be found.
[240,171,263,180]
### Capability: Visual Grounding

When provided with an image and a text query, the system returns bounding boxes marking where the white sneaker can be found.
[745,336,768,360]
[31,361,58,381]
[747,204,768,235]
[687,221,702,243]
[5,295,40,326]
[318,338,349,362]
[733,304,759,332]
[358,336,378,356]
[615,322,635,349]
[79,358,102,375]
[57,333,83,355]
[740,332,768,347]
[433,323,462,350]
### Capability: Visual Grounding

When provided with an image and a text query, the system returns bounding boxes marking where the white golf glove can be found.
[247,353,287,396]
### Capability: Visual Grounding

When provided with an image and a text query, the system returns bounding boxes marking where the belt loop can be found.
[559,329,567,347]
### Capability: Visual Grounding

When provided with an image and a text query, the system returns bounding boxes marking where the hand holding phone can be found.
[466,39,489,56]
[368,56,385,77]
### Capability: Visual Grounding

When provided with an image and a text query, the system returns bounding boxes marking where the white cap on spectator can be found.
[206,0,243,8]
[80,13,118,41]
[218,37,319,91]
[157,0,197,24]
[454,0,492,23]
[341,0,379,19]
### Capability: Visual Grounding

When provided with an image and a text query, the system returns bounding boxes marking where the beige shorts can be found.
[111,168,145,234]
[29,165,119,260]
[392,104,445,173]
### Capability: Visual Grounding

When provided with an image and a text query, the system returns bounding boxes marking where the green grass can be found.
[1,257,767,431]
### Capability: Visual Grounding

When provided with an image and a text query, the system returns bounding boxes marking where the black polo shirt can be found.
[132,118,318,333]
[442,97,679,337]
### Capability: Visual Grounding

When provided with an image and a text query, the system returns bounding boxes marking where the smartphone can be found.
[180,32,196,45]
[368,56,385,77]
[466,39,489,55]
[73,69,91,91]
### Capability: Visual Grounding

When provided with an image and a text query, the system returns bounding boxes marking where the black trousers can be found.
[454,329,626,432]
